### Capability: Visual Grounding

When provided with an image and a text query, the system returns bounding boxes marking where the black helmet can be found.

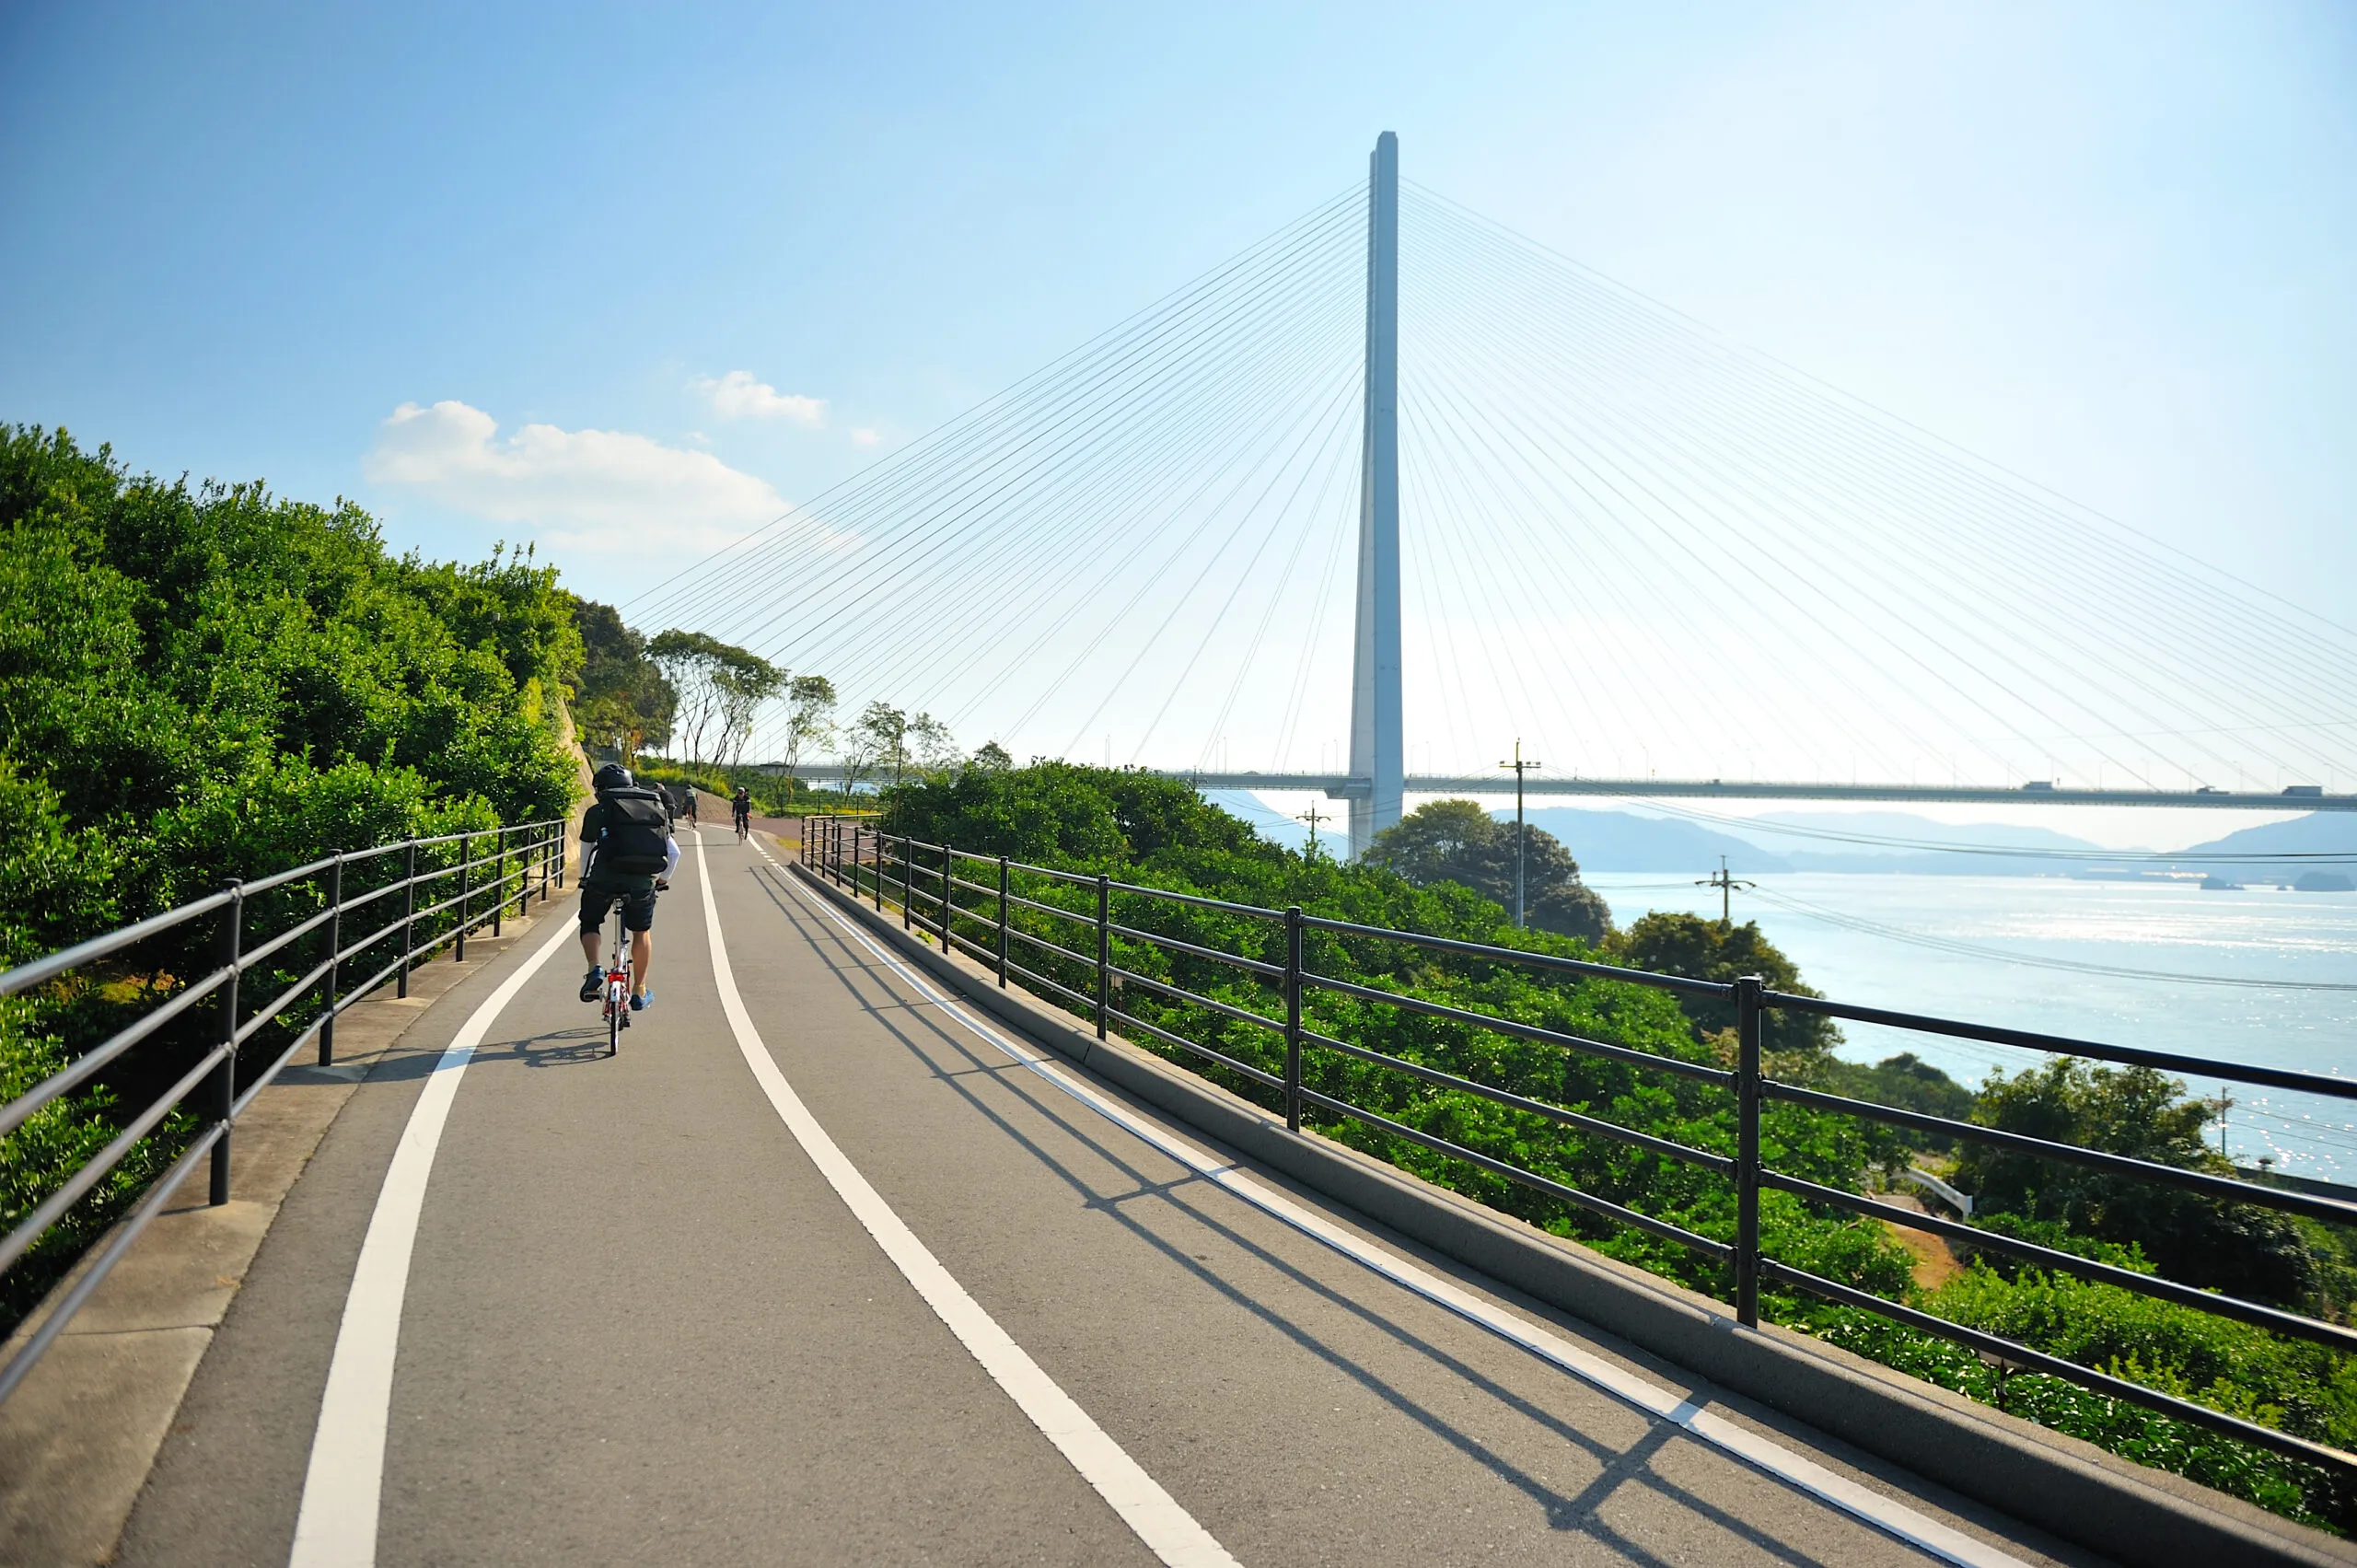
[593,762,634,795]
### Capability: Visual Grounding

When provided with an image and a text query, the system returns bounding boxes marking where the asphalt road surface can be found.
[114,830,2097,1567]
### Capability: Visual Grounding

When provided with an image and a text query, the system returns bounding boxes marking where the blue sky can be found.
[6,1,2350,600]
[5,1,2353,847]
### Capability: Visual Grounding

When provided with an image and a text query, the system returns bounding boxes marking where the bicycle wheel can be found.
[606,911,625,1056]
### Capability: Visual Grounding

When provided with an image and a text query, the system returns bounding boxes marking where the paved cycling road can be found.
[112,830,2099,1567]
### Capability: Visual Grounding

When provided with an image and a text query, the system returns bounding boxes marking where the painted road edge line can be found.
[288,922,575,1568]
[702,836,1237,1568]
[766,847,2026,1568]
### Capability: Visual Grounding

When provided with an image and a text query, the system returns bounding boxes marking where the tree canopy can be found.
[1606,912,1839,1056]
[570,598,675,760]
[1959,1059,2317,1306]
[646,629,780,767]
[1364,798,1613,943]
[0,424,580,953]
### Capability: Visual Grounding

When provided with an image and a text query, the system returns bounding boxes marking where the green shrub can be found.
[0,424,582,1338]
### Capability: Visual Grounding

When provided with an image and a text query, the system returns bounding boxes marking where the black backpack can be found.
[595,786,671,877]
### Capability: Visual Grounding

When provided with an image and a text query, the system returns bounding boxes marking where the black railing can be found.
[803,814,2357,1479]
[0,819,568,1403]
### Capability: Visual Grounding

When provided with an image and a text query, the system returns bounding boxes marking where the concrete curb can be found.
[794,860,2353,1568]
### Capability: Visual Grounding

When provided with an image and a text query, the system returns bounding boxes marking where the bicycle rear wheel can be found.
[607,910,625,1056]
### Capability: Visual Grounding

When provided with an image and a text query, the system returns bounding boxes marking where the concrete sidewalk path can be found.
[111,830,2099,1567]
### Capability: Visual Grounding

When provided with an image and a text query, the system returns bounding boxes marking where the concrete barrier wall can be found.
[794,861,2351,1568]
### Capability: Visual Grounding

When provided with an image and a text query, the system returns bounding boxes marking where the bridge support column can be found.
[1348,131,1403,860]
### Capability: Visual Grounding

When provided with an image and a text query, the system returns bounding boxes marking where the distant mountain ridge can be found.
[1203,793,2352,879]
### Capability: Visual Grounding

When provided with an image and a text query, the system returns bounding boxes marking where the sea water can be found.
[1585,873,2357,1179]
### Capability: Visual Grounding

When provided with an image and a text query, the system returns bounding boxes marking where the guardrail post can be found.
[320,851,343,1066]
[1284,905,1304,1131]
[211,879,243,1206]
[492,825,506,937]
[1736,972,1764,1329]
[901,836,912,930]
[997,856,1010,988]
[455,830,472,963]
[874,830,884,912]
[398,841,417,998]
[940,842,955,949]
[1096,873,1110,1040]
[853,824,864,900]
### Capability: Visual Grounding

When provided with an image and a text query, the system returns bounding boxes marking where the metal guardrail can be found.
[0,819,568,1403]
[804,814,2357,1479]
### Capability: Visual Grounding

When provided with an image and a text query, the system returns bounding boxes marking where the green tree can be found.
[713,651,784,768]
[1957,1059,2316,1307]
[1364,798,1613,943]
[781,674,837,794]
[1823,1052,1978,1155]
[0,424,579,1337]
[853,702,911,787]
[909,713,958,775]
[569,598,675,759]
[1606,912,1840,1056]
[647,629,773,765]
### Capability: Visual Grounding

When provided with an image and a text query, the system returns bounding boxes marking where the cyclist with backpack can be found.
[731,785,752,840]
[575,763,679,1011]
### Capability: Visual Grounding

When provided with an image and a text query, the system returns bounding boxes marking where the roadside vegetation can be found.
[0,426,583,1336]
[870,762,2357,1531]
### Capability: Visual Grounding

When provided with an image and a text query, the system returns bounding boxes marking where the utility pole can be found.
[1498,740,1540,927]
[1697,854,1756,928]
[1298,802,1331,862]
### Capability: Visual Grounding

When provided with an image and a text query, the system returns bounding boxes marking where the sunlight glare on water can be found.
[1585,873,2357,1180]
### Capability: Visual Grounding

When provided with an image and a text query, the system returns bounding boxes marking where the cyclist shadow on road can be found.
[492,1025,616,1068]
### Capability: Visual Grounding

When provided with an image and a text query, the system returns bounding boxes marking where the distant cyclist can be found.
[576,763,679,1012]
[732,785,752,841]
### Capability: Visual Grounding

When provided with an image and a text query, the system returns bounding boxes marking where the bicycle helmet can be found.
[593,762,634,794]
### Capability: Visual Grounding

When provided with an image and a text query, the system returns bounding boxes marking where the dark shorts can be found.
[578,881,657,935]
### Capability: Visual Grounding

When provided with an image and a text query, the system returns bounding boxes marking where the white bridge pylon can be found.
[1348,131,1405,860]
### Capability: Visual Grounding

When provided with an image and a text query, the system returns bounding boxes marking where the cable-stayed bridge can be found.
[632,134,2357,855]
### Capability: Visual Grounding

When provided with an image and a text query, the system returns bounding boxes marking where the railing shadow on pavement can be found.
[764,859,1837,1555]
[801,812,2357,1488]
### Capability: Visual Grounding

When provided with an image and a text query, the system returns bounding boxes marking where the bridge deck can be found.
[112,830,2087,1566]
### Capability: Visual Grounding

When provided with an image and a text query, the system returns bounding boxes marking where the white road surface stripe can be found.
[288,921,576,1568]
[764,842,2030,1568]
[702,834,1239,1568]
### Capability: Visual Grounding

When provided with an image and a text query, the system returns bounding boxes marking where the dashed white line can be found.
[289,922,576,1568]
[760,840,2029,1568]
[703,834,1238,1568]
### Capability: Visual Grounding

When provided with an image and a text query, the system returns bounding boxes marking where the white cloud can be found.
[850,426,881,447]
[364,400,791,555]
[692,369,826,424]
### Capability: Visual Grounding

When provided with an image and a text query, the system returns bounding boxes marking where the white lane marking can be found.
[702,836,1237,1568]
[764,848,2028,1568]
[290,922,576,1568]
